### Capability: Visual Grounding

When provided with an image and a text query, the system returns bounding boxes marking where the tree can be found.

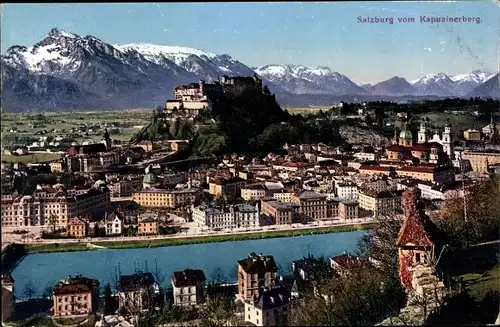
[23,281,37,300]
[42,282,54,300]
[103,283,114,315]
[48,213,57,233]
[436,176,500,248]
[198,294,236,327]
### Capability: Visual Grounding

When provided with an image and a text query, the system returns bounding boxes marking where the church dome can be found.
[399,129,412,140]
[143,172,158,185]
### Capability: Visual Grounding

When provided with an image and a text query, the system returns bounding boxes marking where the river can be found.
[11,230,366,299]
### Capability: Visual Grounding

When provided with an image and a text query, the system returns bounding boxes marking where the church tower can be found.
[442,119,453,159]
[418,120,427,144]
[102,129,112,151]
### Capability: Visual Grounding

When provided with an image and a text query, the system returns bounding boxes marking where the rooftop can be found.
[172,269,206,287]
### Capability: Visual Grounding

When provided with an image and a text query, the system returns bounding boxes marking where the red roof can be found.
[386,144,411,152]
[359,165,393,172]
[411,144,432,151]
[397,166,435,173]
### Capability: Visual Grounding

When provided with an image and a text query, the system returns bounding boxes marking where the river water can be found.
[12,231,365,299]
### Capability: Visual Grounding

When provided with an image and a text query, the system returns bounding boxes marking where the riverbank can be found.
[23,223,374,254]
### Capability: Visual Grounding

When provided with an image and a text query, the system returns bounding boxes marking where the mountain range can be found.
[1,28,498,112]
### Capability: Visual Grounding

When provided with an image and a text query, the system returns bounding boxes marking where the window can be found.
[415,253,421,263]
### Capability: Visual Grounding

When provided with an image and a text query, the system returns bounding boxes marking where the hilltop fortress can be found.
[165,74,263,117]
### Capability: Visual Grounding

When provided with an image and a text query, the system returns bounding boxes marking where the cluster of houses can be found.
[1,187,451,326]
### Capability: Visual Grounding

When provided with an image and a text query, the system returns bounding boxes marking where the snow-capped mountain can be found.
[451,70,496,96]
[410,73,457,96]
[1,27,498,112]
[368,76,414,96]
[467,73,500,98]
[115,43,257,82]
[255,64,368,95]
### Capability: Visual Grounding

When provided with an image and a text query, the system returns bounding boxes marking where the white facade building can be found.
[192,203,260,230]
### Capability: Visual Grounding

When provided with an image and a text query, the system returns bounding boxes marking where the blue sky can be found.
[1,2,498,83]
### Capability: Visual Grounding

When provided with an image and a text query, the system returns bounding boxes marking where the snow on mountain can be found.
[115,43,256,82]
[255,64,368,95]
[410,73,457,96]
[451,70,494,83]
[467,73,500,99]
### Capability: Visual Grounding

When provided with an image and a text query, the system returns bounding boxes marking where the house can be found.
[244,285,293,327]
[396,188,447,290]
[330,252,362,277]
[52,275,100,317]
[135,141,154,153]
[1,273,14,322]
[67,217,89,238]
[238,253,279,301]
[172,269,206,307]
[138,216,158,236]
[117,272,155,313]
[105,212,123,236]
[15,147,28,155]
[292,257,325,282]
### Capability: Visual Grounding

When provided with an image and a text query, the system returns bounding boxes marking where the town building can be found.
[132,188,200,209]
[332,180,358,201]
[1,184,110,228]
[67,217,89,238]
[117,272,156,313]
[1,273,14,322]
[292,257,324,282]
[209,177,247,199]
[338,201,359,220]
[330,252,362,277]
[417,119,454,159]
[260,200,299,225]
[241,184,267,201]
[105,211,123,236]
[172,269,206,307]
[53,275,100,317]
[291,190,338,222]
[395,164,456,185]
[138,216,158,236]
[357,189,403,217]
[244,285,293,327]
[192,203,260,230]
[461,150,500,173]
[135,141,154,153]
[463,129,481,141]
[396,188,447,290]
[238,253,279,301]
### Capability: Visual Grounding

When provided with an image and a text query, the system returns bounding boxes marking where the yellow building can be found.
[396,164,455,185]
[338,201,359,220]
[209,177,247,199]
[461,151,500,173]
[358,189,403,217]
[241,184,267,201]
[463,129,481,141]
[53,275,99,318]
[132,188,200,209]
[67,217,89,238]
[138,216,158,235]
[1,185,110,228]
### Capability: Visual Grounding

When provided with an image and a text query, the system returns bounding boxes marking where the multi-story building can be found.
[99,152,120,168]
[1,184,110,228]
[117,272,155,313]
[333,180,358,201]
[107,175,142,197]
[395,164,455,185]
[238,253,278,301]
[357,189,403,217]
[272,191,295,203]
[192,203,260,230]
[1,273,14,322]
[67,217,89,238]
[461,150,500,173]
[132,188,200,209]
[209,177,247,199]
[260,200,299,225]
[53,275,100,318]
[105,212,123,236]
[138,216,158,236]
[172,269,206,307]
[338,201,359,220]
[163,171,189,186]
[241,184,267,201]
[291,190,338,222]
[244,285,293,327]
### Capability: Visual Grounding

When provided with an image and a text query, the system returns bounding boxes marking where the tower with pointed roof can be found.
[442,119,453,159]
[396,188,447,290]
[102,128,112,150]
[418,119,428,144]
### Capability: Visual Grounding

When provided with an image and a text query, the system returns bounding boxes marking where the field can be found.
[285,106,331,115]
[2,153,63,164]
[1,109,153,146]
